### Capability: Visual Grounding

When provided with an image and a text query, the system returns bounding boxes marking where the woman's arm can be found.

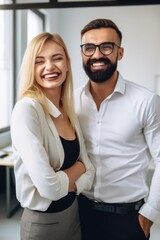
[11,100,69,201]
[64,160,86,192]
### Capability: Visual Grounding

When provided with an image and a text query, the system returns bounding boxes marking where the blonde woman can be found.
[11,32,95,240]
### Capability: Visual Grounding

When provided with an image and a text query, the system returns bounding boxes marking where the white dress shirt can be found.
[74,74,160,222]
[11,97,95,211]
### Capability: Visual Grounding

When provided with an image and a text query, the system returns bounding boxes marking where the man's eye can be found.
[85,45,95,51]
[102,44,112,49]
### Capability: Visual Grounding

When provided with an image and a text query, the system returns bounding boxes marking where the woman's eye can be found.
[54,57,63,61]
[35,60,44,64]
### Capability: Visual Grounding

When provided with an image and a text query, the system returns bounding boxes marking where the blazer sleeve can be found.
[11,100,69,201]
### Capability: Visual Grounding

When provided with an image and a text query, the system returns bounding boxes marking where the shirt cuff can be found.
[139,202,160,222]
[75,173,91,195]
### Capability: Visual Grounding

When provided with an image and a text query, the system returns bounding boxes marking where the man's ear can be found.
[118,47,124,60]
[80,50,83,57]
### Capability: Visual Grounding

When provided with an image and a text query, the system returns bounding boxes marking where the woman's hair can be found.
[18,32,77,128]
[81,18,122,44]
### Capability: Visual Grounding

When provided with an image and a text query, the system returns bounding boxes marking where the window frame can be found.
[0,0,160,10]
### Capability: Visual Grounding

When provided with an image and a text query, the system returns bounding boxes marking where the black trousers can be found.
[78,194,150,240]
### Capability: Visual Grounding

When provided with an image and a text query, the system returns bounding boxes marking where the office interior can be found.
[0,0,160,239]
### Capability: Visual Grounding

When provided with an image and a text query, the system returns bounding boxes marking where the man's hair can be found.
[81,18,122,43]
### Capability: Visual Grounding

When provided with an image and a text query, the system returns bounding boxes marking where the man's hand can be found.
[138,214,153,237]
[68,183,77,193]
[64,160,86,192]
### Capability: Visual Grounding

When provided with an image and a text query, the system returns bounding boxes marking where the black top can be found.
[45,136,80,213]
[60,136,80,170]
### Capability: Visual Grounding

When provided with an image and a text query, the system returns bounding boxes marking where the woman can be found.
[11,32,95,240]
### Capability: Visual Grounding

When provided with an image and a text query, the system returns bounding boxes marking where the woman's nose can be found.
[46,61,55,70]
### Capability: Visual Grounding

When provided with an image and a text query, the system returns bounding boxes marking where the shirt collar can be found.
[114,73,125,95]
[46,98,62,118]
[83,73,126,96]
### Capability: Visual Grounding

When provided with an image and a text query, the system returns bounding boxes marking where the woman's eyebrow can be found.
[52,53,63,57]
[36,53,63,58]
[36,56,44,59]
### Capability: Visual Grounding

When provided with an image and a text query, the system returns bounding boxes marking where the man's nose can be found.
[92,46,103,58]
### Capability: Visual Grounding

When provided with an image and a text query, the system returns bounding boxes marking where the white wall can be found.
[1,5,160,147]
[47,5,160,91]
[42,9,59,33]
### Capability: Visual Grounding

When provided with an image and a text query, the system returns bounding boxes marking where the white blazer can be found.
[11,97,95,211]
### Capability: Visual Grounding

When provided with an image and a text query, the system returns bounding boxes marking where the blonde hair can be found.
[18,32,77,128]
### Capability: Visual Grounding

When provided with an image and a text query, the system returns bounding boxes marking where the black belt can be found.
[79,194,144,214]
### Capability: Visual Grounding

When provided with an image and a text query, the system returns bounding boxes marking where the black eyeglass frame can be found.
[80,42,121,57]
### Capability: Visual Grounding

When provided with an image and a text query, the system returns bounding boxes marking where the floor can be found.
[0,193,160,240]
[0,193,22,240]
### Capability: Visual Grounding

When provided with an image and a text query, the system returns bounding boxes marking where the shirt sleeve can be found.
[139,94,160,222]
[74,120,95,195]
[11,100,69,201]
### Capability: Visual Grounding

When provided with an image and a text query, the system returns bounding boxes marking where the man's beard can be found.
[83,57,117,83]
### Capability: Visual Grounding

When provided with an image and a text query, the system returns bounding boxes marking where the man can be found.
[74,18,160,240]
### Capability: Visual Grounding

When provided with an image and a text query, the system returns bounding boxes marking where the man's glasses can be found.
[80,42,120,57]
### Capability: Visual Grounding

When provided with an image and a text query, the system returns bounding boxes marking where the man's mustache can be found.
[87,57,111,66]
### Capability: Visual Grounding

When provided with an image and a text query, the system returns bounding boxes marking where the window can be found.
[0,9,45,133]
[27,10,44,44]
[0,10,13,131]
[0,0,12,3]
